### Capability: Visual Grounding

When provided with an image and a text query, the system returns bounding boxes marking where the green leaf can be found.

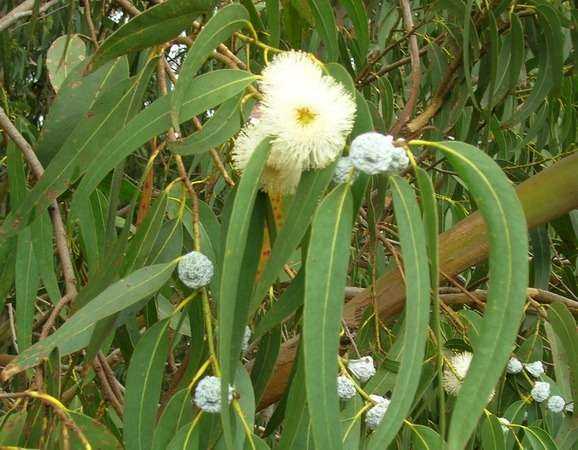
[265,0,281,46]
[46,34,87,92]
[414,141,528,450]
[123,191,168,274]
[124,319,171,450]
[250,165,334,315]
[66,411,123,449]
[278,353,310,450]
[152,389,194,450]
[72,70,257,205]
[523,426,558,450]
[0,74,141,242]
[342,394,363,449]
[503,5,563,127]
[307,0,339,61]
[529,226,551,289]
[31,211,60,303]
[37,59,128,166]
[88,0,213,72]
[253,269,304,339]
[338,0,369,60]
[170,94,243,156]
[368,176,431,449]
[547,303,578,402]
[251,327,282,404]
[1,261,178,379]
[303,183,353,450]
[166,422,200,450]
[218,139,271,448]
[480,414,506,450]
[15,226,39,351]
[171,4,249,125]
[408,424,444,450]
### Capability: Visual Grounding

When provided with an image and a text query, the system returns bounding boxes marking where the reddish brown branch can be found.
[390,0,422,135]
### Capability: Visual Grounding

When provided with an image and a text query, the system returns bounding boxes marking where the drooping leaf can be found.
[303,183,353,450]
[89,0,214,72]
[124,319,171,450]
[1,261,178,379]
[367,176,431,449]
[171,3,249,126]
[218,139,271,448]
[412,140,528,450]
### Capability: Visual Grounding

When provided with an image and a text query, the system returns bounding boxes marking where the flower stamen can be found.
[295,106,317,125]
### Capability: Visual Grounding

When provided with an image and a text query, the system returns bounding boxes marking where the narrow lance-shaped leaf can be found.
[1,260,178,379]
[218,139,271,448]
[0,77,136,242]
[88,0,213,72]
[304,183,353,450]
[171,3,249,125]
[307,0,339,61]
[170,94,244,156]
[250,165,335,315]
[124,319,171,450]
[547,303,578,402]
[411,140,528,450]
[72,70,257,207]
[367,176,431,449]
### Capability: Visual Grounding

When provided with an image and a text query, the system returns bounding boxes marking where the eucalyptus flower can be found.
[442,352,472,396]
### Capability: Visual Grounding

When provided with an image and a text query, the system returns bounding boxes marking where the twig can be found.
[0,391,91,449]
[92,356,123,416]
[0,0,62,32]
[82,0,99,48]
[406,50,462,134]
[39,294,73,340]
[390,0,422,135]
[7,304,19,354]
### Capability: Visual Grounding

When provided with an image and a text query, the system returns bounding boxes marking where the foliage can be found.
[0,0,577,449]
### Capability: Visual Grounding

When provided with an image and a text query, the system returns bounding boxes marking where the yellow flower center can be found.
[295,107,317,126]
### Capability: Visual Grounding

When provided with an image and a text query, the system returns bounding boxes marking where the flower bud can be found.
[347,356,376,383]
[178,251,214,289]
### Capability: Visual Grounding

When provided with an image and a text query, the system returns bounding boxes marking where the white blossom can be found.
[193,376,234,413]
[241,326,252,353]
[259,51,356,171]
[506,357,523,374]
[337,375,356,400]
[531,381,550,403]
[547,395,565,413]
[178,251,214,289]
[347,356,376,383]
[524,361,545,378]
[498,417,511,433]
[442,352,472,396]
[232,51,356,194]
